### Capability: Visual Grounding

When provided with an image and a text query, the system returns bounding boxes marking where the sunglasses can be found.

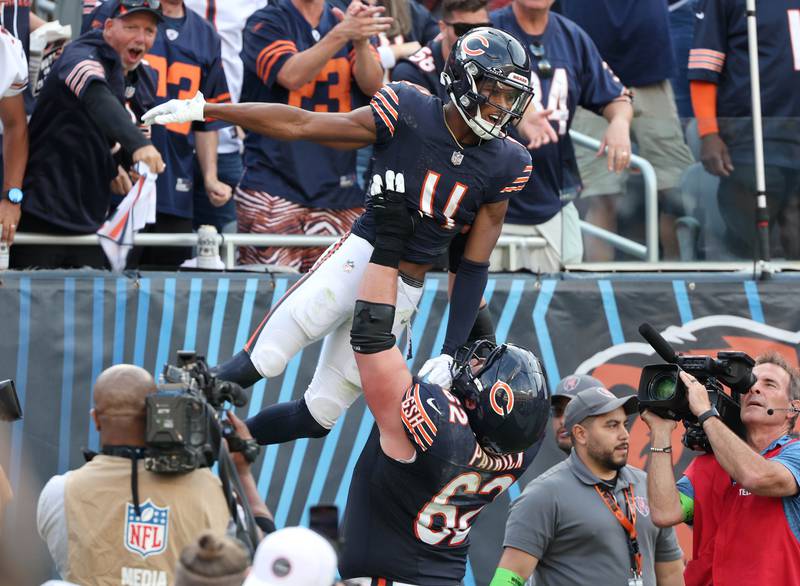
[529,42,553,79]
[444,21,492,37]
[117,0,161,11]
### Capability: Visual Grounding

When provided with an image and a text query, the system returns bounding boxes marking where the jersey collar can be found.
[763,434,796,455]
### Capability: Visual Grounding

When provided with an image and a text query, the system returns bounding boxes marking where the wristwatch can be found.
[2,188,23,204]
[698,407,720,426]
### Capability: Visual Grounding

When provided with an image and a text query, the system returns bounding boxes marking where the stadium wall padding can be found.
[1,270,799,585]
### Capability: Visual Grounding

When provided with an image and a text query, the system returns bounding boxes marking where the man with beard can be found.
[492,387,685,586]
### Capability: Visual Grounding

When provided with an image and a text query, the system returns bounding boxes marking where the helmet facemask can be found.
[451,64,533,140]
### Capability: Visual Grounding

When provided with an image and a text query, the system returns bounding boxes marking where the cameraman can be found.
[643,352,800,586]
[37,364,232,585]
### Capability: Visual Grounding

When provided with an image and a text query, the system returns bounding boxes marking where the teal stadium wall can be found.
[2,271,799,584]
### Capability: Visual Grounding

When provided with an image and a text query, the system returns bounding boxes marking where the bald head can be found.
[93,364,156,424]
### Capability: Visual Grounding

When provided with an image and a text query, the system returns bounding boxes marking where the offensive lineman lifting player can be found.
[339,170,549,584]
[143,27,544,447]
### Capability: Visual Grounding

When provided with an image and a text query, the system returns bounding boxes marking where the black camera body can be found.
[145,351,248,474]
[637,324,756,451]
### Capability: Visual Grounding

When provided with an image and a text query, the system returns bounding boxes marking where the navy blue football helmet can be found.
[441,27,534,140]
[450,340,550,455]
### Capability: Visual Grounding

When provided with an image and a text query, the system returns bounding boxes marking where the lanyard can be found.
[594,484,643,578]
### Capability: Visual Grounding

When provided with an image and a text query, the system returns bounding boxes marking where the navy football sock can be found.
[246,398,329,445]
[212,350,263,389]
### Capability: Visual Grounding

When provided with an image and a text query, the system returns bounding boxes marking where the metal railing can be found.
[569,130,660,262]
[12,232,547,270]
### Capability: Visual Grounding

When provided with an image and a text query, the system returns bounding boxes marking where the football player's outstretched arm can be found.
[143,94,377,150]
[205,101,377,149]
[350,172,417,462]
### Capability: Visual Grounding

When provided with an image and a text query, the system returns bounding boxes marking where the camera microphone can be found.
[765,406,800,415]
[639,323,678,364]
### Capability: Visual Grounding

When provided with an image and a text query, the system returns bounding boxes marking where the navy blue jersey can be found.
[145,12,231,217]
[689,0,800,167]
[339,382,540,584]
[560,0,675,87]
[22,30,152,232]
[1,0,29,57]
[85,3,232,217]
[491,8,629,224]
[351,82,532,264]
[391,39,448,101]
[239,0,374,209]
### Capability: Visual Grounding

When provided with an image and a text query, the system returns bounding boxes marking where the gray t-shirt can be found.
[504,452,682,586]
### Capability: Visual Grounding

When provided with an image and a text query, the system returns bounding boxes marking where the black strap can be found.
[101,445,146,517]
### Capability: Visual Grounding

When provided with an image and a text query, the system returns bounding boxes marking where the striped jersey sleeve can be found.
[688,0,729,83]
[400,383,441,453]
[492,139,533,202]
[242,8,298,88]
[61,55,106,100]
[369,83,402,145]
[0,26,27,98]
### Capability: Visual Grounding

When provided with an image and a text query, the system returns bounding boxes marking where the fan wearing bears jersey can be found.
[340,169,549,584]
[143,27,548,450]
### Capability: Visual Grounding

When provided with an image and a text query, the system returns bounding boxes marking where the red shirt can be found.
[680,436,800,586]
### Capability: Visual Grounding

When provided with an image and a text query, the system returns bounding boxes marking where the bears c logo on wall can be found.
[489,381,514,416]
[463,34,490,57]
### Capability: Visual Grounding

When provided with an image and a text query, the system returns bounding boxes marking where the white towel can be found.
[97,163,157,271]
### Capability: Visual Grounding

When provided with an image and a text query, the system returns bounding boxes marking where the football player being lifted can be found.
[143,27,545,447]
[341,169,549,584]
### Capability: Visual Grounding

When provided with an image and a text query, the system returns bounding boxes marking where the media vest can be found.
[63,455,230,586]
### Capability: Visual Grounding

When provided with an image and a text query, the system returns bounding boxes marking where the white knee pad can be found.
[248,340,292,379]
[304,377,362,429]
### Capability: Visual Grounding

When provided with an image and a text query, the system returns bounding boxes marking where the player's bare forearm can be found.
[204,102,377,147]
[463,200,508,262]
[352,42,384,97]
[354,262,415,460]
[277,33,348,91]
[0,94,28,191]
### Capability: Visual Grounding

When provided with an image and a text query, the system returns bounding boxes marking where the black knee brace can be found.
[351,300,396,354]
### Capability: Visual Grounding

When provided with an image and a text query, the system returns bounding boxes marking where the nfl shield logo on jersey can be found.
[124,500,169,558]
[451,150,464,166]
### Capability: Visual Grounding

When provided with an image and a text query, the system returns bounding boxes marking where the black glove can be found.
[370,170,416,268]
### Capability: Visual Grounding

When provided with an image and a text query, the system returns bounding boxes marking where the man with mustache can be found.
[493,387,684,586]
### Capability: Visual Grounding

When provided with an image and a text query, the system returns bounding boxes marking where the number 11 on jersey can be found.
[420,170,468,228]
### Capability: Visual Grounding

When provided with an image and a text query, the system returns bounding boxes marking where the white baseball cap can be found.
[243,526,337,586]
